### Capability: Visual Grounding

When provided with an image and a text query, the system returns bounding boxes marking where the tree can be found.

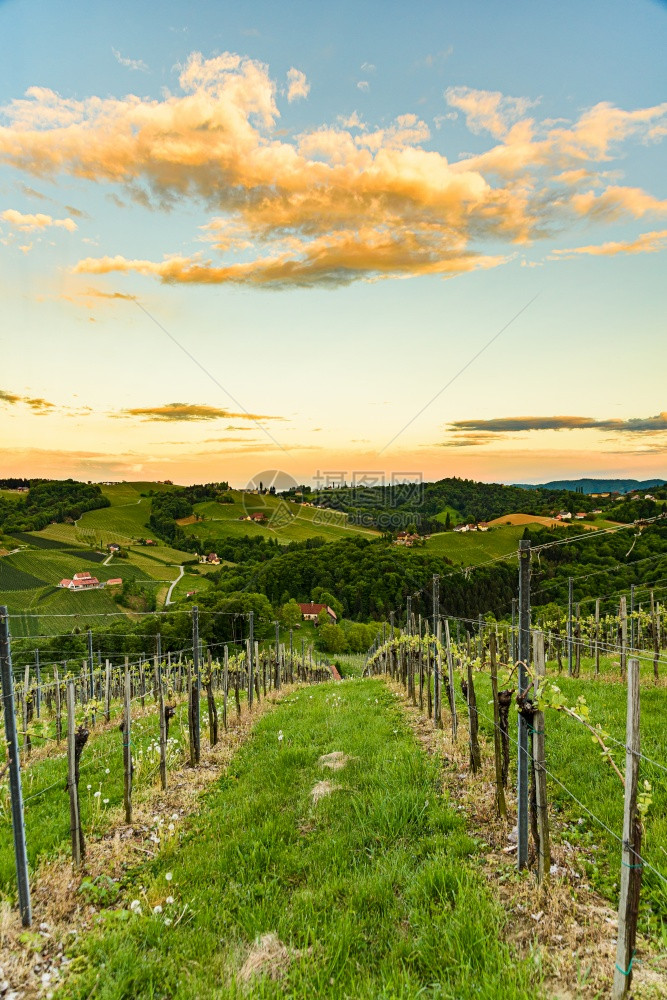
[445,512,451,530]
[281,599,302,628]
[311,589,344,619]
[317,623,348,653]
[317,608,331,627]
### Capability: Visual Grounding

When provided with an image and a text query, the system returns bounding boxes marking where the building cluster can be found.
[453,523,489,533]
[394,531,421,546]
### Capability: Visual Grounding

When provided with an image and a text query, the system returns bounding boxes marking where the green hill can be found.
[181,492,380,548]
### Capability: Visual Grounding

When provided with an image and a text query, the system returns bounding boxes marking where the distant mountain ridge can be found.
[513,478,666,494]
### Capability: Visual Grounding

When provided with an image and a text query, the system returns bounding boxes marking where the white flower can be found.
[94,791,101,798]
[86,784,92,790]
[153,905,162,914]
[103,798,109,805]
[164,917,172,926]
[168,823,175,832]
[165,872,173,882]
[166,896,174,905]
[278,732,284,742]
[130,899,141,913]
[105,768,110,774]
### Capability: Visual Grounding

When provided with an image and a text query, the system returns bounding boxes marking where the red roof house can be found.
[298,602,337,623]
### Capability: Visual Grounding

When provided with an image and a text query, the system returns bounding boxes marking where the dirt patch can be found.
[0,688,298,1000]
[175,515,198,526]
[318,751,352,771]
[238,933,294,983]
[310,780,339,804]
[389,681,667,1000]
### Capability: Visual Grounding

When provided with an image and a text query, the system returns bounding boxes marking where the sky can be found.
[0,0,666,487]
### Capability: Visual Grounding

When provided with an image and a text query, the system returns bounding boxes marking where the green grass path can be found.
[62,679,536,999]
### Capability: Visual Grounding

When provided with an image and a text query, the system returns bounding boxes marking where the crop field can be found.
[1,585,130,637]
[27,523,83,546]
[184,493,379,547]
[99,481,180,506]
[422,524,527,564]
[484,513,567,529]
[77,498,153,545]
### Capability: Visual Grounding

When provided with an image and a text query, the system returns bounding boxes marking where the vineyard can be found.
[1,499,667,998]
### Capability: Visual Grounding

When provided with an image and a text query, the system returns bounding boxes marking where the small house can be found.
[106,578,123,586]
[298,603,337,624]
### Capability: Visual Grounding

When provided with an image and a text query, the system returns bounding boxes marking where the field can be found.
[182,492,380,547]
[484,513,567,528]
[422,524,527,564]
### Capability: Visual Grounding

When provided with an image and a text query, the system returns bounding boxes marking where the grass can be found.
[58,678,536,999]
[423,525,526,564]
[433,505,464,527]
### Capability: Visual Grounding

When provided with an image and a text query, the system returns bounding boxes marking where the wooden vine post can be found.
[123,658,133,823]
[444,620,457,740]
[465,655,481,773]
[532,631,550,884]
[612,657,642,1000]
[489,633,507,819]
[222,645,229,730]
[594,598,601,678]
[206,649,218,747]
[619,597,628,680]
[156,655,167,791]
[66,679,84,866]
[650,591,659,684]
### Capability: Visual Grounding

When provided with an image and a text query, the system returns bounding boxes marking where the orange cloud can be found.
[552,229,667,259]
[0,388,55,411]
[1,56,666,287]
[1,208,77,232]
[119,403,285,422]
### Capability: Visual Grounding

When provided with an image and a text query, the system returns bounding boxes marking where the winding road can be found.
[165,565,184,605]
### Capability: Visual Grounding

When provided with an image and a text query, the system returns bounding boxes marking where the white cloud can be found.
[357,80,369,92]
[112,48,148,73]
[286,68,310,103]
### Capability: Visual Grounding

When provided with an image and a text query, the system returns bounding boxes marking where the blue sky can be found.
[0,0,666,485]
